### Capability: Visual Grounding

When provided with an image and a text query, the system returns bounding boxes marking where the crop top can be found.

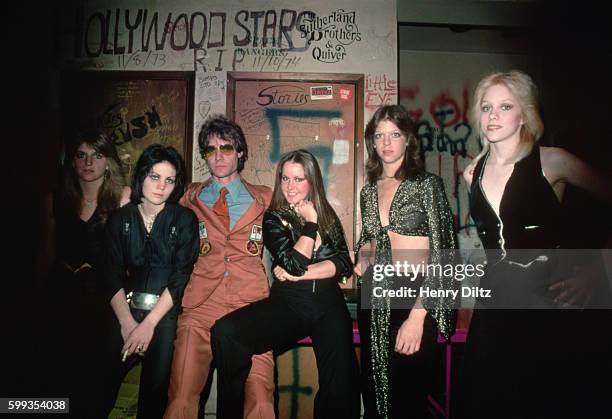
[355,172,457,417]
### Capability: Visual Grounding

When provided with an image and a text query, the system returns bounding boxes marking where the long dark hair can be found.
[269,150,341,241]
[364,104,424,183]
[63,129,125,223]
[130,144,187,205]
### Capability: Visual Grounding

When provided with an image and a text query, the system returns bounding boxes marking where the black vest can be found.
[470,146,562,251]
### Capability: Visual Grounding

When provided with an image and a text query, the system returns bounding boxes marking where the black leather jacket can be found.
[106,203,199,305]
[263,207,352,320]
[263,207,352,282]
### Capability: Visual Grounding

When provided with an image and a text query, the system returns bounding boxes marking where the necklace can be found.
[138,204,158,233]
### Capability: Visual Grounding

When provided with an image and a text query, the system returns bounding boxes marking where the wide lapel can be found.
[231,179,266,233]
[186,179,228,232]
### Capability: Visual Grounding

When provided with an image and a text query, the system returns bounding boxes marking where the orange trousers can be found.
[164,283,275,419]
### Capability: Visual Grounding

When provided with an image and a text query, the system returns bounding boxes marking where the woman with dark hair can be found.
[39,130,130,274]
[36,129,130,415]
[103,144,199,419]
[211,149,360,419]
[354,105,456,419]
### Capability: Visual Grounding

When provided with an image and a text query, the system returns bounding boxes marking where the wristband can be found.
[301,222,319,240]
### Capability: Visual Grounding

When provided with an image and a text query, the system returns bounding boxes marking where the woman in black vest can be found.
[460,70,612,419]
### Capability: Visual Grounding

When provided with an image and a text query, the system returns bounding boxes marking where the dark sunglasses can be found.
[203,144,236,158]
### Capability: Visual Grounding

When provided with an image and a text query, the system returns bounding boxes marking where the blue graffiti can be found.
[264,108,341,186]
[277,349,313,419]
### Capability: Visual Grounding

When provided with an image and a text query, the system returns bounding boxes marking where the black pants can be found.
[100,307,179,419]
[35,268,116,418]
[456,259,612,419]
[211,282,360,419]
[358,307,438,419]
[457,309,612,419]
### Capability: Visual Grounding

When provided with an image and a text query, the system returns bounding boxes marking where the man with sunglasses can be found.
[165,115,274,419]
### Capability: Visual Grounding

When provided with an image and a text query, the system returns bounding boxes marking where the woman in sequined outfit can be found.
[460,70,612,418]
[355,105,457,419]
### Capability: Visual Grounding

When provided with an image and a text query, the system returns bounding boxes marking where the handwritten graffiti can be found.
[401,84,472,157]
[400,82,477,232]
[116,50,167,68]
[400,85,424,121]
[416,120,470,158]
[429,91,469,127]
[257,85,309,107]
[365,74,397,108]
[236,46,285,57]
[299,9,361,64]
[198,74,224,90]
[231,48,302,72]
[74,7,314,58]
[98,103,162,146]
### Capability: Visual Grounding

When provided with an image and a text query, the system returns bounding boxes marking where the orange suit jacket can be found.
[180,178,273,308]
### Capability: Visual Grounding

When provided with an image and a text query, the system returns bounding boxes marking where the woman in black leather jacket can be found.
[103,144,199,419]
[212,149,360,419]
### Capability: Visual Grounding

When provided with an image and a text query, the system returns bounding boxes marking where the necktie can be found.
[213,187,230,230]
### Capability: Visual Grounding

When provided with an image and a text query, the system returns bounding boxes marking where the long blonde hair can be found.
[469,70,544,163]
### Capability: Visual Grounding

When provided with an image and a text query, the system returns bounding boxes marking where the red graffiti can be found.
[365,92,395,108]
[400,85,423,121]
[399,83,471,129]
[365,74,396,92]
[429,92,461,128]
[399,85,419,101]
[408,109,423,122]
[365,74,397,108]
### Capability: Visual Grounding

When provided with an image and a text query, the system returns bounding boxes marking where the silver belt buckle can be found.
[127,291,160,311]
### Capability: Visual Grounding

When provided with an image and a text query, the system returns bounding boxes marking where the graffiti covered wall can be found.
[61,0,397,181]
[61,1,396,418]
[399,50,541,252]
